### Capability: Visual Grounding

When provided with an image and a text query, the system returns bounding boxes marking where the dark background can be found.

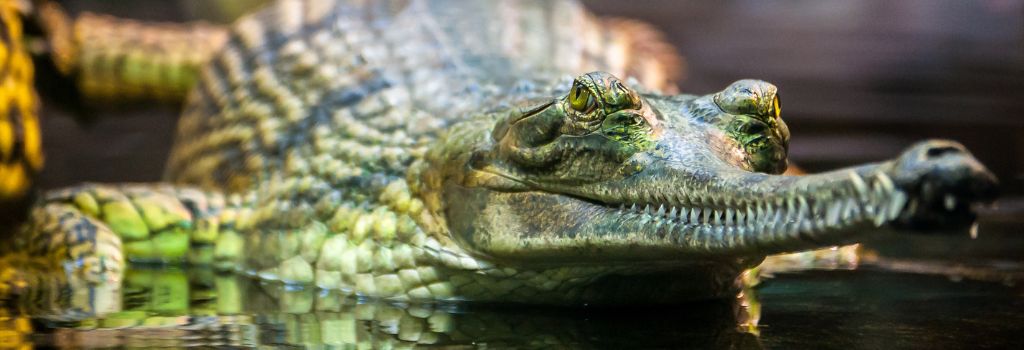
[38,0,1024,198]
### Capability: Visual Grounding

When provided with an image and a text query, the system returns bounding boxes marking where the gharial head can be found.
[421,71,997,265]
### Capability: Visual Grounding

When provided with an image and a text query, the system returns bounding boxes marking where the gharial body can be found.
[6,0,997,305]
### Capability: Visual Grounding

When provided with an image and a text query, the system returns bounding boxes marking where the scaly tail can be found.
[0,0,42,232]
[33,1,229,101]
[11,183,249,284]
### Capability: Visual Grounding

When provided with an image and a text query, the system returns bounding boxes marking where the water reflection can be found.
[2,267,763,348]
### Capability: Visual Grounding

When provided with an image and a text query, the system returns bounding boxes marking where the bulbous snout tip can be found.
[890,140,998,229]
[896,140,998,200]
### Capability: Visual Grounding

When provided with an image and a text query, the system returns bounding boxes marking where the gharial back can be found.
[165,0,680,234]
[166,0,679,188]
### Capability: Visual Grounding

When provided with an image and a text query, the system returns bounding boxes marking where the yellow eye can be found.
[772,95,781,119]
[569,83,595,112]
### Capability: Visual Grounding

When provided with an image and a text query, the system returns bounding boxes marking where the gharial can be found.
[1,0,998,305]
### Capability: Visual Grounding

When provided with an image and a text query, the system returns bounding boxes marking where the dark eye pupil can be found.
[745,122,766,134]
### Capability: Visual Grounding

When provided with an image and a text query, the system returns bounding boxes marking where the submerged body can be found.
[12,0,996,305]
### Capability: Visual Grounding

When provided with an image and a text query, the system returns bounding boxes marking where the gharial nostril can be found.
[924,145,966,159]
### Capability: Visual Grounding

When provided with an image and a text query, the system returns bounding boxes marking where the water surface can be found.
[0,261,1020,349]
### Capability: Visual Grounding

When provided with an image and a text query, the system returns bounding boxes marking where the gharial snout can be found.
[887,140,998,230]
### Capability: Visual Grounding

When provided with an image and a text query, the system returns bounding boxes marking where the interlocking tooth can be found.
[714,225,727,242]
[944,194,956,211]
[863,199,875,219]
[903,199,919,220]
[746,206,757,231]
[668,206,678,219]
[735,225,748,247]
[762,204,774,230]
[849,172,870,200]
[756,202,766,224]
[725,208,734,226]
[651,192,664,205]
[799,219,813,235]
[786,213,800,238]
[737,208,746,227]
[876,172,895,194]
[762,210,776,239]
[672,193,684,206]
[702,207,711,224]
[689,207,700,224]
[651,214,664,230]
[630,203,637,212]
[774,198,782,225]
[871,176,888,204]
[726,225,740,247]
[888,190,908,220]
[872,202,888,227]
[797,196,815,233]
[825,199,843,227]
[842,197,859,222]
[771,205,786,234]
[785,197,796,221]
[636,209,650,224]
[797,196,809,221]
[712,209,722,226]
[811,197,824,220]
[656,204,666,217]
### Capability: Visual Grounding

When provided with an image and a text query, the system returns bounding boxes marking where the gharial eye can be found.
[569,82,596,112]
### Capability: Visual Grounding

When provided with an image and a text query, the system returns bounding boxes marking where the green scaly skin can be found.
[9,0,998,306]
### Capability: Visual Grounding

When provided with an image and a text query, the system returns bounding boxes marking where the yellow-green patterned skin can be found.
[165,0,686,304]
[18,184,246,283]
[16,0,686,305]
[0,0,41,217]
[38,1,229,101]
